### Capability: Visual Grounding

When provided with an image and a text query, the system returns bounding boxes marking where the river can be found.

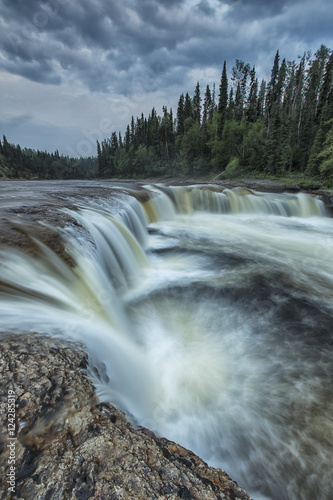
[0,180,332,500]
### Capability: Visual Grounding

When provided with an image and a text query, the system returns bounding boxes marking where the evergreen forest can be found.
[1,45,333,185]
[97,45,333,185]
[0,138,97,180]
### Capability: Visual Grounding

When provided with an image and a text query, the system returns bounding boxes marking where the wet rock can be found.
[0,215,76,267]
[0,333,252,500]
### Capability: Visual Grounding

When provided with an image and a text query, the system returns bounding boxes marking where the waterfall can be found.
[0,183,332,500]
[143,184,326,217]
[142,184,177,222]
[0,201,156,421]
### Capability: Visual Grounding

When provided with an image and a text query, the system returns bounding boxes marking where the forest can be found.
[0,138,97,180]
[1,45,332,185]
[97,45,333,185]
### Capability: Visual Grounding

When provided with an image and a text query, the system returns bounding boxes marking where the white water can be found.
[0,185,332,500]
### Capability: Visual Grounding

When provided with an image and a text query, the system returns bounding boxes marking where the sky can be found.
[0,0,332,157]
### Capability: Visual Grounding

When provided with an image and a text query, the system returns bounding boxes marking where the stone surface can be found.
[0,333,252,500]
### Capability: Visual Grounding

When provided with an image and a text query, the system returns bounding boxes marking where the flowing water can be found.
[0,183,332,500]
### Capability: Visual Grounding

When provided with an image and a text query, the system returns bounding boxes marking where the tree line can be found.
[97,45,333,184]
[1,45,332,183]
[0,136,97,179]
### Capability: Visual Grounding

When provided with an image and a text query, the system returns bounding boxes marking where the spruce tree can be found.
[111,132,119,152]
[218,61,228,118]
[193,82,202,124]
[266,52,286,174]
[176,93,185,136]
[130,116,136,148]
[228,88,235,120]
[184,93,193,121]
[211,83,217,118]
[234,82,243,121]
[125,125,131,152]
[270,50,280,87]
[266,50,280,128]
[316,52,333,123]
[96,140,102,176]
[247,67,258,122]
[288,55,306,172]
[203,85,212,130]
[257,79,266,118]
[96,140,106,177]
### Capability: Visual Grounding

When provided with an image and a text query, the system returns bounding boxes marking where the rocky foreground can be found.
[0,333,252,500]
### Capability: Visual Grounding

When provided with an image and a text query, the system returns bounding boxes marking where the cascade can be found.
[144,184,326,217]
[142,184,177,222]
[0,184,332,500]
[0,202,156,420]
[65,207,148,292]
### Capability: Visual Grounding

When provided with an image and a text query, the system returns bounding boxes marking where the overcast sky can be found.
[0,0,332,157]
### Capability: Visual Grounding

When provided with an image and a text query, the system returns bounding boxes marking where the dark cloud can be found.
[0,0,234,95]
[195,1,216,16]
[0,0,332,154]
[1,56,62,85]
[0,0,333,111]
[224,0,289,15]
[6,113,33,126]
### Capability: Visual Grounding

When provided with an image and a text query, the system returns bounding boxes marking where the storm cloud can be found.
[0,0,332,154]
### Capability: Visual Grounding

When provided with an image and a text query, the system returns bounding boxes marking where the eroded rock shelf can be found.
[0,334,251,500]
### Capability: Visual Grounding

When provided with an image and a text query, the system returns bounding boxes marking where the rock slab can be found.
[0,333,252,500]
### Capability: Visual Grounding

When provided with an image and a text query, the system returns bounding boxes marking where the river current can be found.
[0,182,332,500]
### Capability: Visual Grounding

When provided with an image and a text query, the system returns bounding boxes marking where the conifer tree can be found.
[125,125,131,152]
[257,79,266,118]
[96,140,103,177]
[247,67,258,122]
[316,52,333,123]
[193,82,202,124]
[270,50,280,87]
[184,92,193,120]
[234,82,243,121]
[218,61,228,118]
[176,93,185,136]
[228,88,235,119]
[130,116,136,148]
[111,132,119,152]
[266,51,280,127]
[211,83,217,118]
[203,85,212,130]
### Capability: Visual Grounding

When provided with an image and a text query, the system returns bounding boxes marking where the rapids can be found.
[0,183,332,500]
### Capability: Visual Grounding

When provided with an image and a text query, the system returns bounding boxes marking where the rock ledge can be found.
[0,333,251,500]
